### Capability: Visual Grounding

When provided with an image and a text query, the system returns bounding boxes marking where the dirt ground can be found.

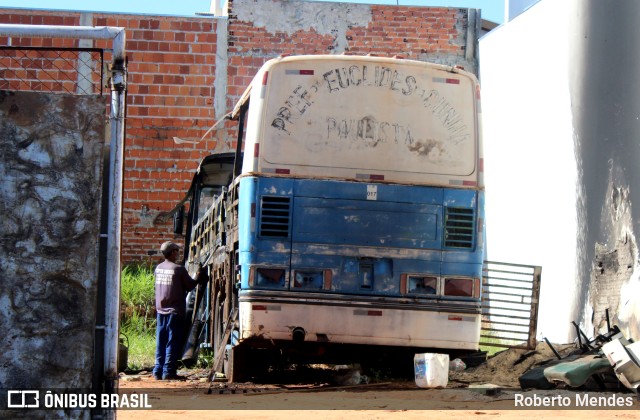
[117,343,640,419]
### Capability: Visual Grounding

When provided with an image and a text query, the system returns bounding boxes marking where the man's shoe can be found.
[153,374,163,380]
[162,373,187,381]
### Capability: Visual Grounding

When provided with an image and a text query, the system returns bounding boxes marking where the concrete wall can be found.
[479,0,576,343]
[569,0,640,343]
[0,3,479,263]
[0,91,104,404]
[480,0,640,342]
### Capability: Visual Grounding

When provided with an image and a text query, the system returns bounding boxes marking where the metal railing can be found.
[0,46,104,95]
[480,261,542,350]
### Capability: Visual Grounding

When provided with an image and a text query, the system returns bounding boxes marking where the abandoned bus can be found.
[180,55,485,381]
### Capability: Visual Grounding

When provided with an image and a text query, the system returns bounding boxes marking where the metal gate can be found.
[0,46,105,95]
[480,261,542,350]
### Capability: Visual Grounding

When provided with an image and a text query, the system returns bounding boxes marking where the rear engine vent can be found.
[259,196,291,238]
[444,207,474,249]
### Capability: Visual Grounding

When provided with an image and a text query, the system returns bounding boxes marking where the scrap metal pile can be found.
[451,316,640,395]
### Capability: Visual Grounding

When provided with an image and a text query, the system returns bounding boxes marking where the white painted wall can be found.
[479,1,577,342]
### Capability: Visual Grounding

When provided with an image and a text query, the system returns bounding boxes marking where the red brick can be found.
[0,3,471,262]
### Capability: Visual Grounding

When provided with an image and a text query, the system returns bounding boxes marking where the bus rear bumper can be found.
[238,297,481,350]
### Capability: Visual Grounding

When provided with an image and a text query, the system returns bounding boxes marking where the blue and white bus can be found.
[181,55,484,381]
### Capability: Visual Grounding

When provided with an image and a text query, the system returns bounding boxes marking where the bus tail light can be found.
[251,267,286,288]
[293,270,323,290]
[291,269,333,290]
[473,277,481,298]
[407,275,438,295]
[443,277,474,297]
[323,269,332,290]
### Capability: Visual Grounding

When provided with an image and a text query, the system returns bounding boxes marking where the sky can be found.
[0,0,505,23]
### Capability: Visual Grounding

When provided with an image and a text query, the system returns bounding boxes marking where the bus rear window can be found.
[197,187,221,222]
[260,59,478,181]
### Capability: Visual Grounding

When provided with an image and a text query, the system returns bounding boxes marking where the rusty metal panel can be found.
[0,90,105,391]
[480,261,541,350]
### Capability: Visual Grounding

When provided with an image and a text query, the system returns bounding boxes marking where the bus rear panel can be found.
[238,176,483,351]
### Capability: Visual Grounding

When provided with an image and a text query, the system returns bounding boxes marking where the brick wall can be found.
[0,2,477,263]
[226,0,476,108]
[0,10,219,263]
[106,16,218,262]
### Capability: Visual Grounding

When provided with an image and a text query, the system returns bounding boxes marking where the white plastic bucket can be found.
[414,353,449,388]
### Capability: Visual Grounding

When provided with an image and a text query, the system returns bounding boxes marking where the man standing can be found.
[153,241,200,380]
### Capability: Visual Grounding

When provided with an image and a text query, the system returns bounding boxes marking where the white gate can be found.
[480,261,542,350]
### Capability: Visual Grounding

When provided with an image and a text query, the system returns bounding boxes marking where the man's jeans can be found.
[153,313,184,378]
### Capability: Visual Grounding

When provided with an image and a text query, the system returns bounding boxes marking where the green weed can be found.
[120,329,156,371]
[480,344,506,356]
[120,264,156,371]
[121,264,155,326]
[196,348,214,369]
